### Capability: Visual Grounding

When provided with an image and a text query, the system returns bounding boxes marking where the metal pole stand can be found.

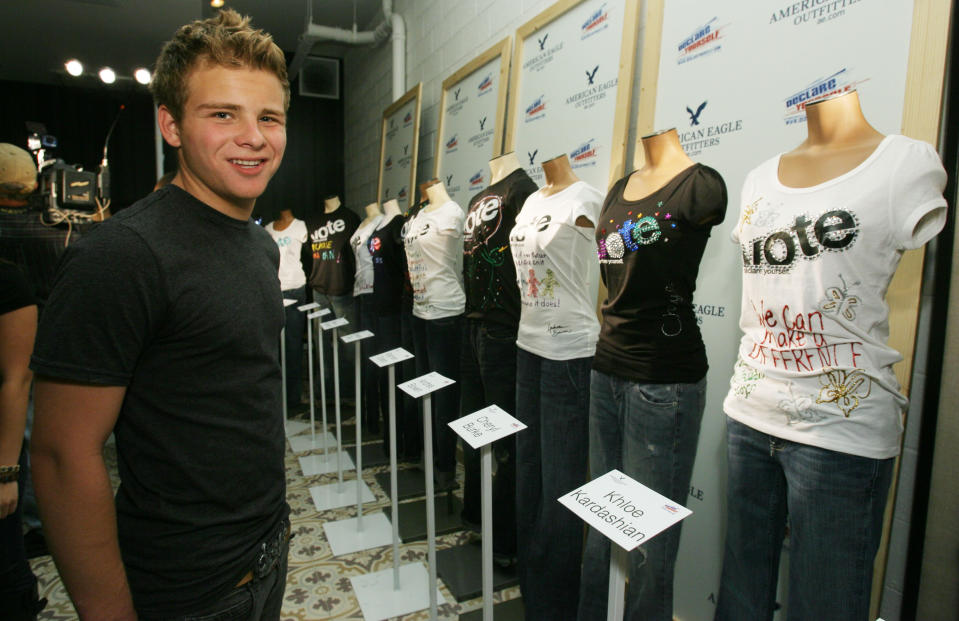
[444,405,527,620]
[289,306,334,453]
[282,301,314,438]
[323,330,390,555]
[306,318,359,509]
[350,354,447,621]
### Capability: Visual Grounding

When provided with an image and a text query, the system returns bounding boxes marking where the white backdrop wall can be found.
[343,0,648,214]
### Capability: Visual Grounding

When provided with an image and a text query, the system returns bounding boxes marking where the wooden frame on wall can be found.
[433,36,512,188]
[506,0,641,190]
[376,83,423,210]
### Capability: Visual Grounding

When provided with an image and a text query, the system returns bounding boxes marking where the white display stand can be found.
[352,347,439,620]
[559,470,692,620]
[398,371,456,620]
[290,307,335,453]
[306,316,362,511]
[323,329,394,556]
[280,298,299,436]
[448,405,526,621]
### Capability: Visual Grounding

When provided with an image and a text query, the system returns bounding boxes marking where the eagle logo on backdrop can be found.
[479,117,487,131]
[527,149,538,165]
[687,101,707,125]
[538,33,549,50]
[586,65,599,85]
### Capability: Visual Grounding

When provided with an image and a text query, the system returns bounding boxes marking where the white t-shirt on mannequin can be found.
[510,181,604,360]
[350,214,384,297]
[265,219,308,290]
[405,200,466,320]
[724,135,947,459]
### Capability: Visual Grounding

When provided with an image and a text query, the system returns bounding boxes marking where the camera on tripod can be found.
[26,120,111,213]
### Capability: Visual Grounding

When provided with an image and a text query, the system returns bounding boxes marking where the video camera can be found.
[26,113,119,213]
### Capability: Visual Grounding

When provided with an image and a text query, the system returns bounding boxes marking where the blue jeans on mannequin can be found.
[715,417,894,621]
[577,371,706,621]
[460,319,518,557]
[515,349,591,619]
[311,292,356,400]
[410,314,462,477]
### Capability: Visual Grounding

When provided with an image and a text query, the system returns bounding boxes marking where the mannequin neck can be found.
[324,196,341,213]
[489,152,522,185]
[778,91,885,188]
[383,199,402,219]
[540,155,578,197]
[364,202,382,220]
[425,182,452,211]
[272,208,294,231]
[623,129,694,201]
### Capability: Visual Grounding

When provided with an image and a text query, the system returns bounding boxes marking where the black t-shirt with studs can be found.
[593,164,727,383]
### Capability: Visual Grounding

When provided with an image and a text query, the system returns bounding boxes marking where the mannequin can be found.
[383,198,402,220]
[489,152,522,185]
[418,179,438,206]
[424,181,452,212]
[541,154,593,228]
[539,154,579,196]
[360,202,382,227]
[324,195,342,213]
[715,93,947,621]
[578,127,727,621]
[271,207,295,231]
[778,90,884,187]
[625,128,695,200]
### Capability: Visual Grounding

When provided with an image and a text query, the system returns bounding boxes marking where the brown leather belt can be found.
[235,521,291,587]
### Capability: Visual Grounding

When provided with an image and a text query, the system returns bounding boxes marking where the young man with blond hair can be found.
[31,10,291,619]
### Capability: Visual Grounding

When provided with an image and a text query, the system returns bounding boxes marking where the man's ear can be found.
[157,105,182,148]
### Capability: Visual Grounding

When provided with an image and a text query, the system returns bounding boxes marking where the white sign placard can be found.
[435,39,511,206]
[378,84,422,211]
[507,0,638,189]
[320,317,349,330]
[297,302,321,312]
[341,330,374,343]
[398,372,455,399]
[283,298,298,307]
[559,469,692,552]
[307,308,331,320]
[448,405,526,450]
[369,347,414,367]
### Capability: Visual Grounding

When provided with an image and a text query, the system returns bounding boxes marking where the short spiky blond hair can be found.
[150,9,290,121]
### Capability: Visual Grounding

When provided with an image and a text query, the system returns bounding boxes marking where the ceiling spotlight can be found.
[65,59,83,76]
[134,68,151,85]
[210,0,224,7]
[99,67,116,84]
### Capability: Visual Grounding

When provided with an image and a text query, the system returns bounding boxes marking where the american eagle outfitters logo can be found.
[770,0,865,26]
[525,95,546,122]
[524,32,564,73]
[566,68,617,111]
[678,103,744,157]
[677,17,725,64]
[581,4,609,39]
[783,69,867,125]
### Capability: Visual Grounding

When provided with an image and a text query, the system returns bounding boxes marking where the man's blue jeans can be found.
[577,371,706,621]
[715,417,894,621]
[515,348,591,619]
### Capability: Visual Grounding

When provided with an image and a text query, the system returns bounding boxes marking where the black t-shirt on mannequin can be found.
[593,164,727,383]
[463,168,538,328]
[307,206,360,296]
[368,214,405,316]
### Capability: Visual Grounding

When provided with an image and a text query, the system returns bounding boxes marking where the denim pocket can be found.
[483,322,517,342]
[632,382,679,408]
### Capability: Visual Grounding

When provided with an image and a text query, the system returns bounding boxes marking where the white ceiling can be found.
[0,0,383,86]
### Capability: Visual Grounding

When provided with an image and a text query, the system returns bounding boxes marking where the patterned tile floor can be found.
[30,413,520,620]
